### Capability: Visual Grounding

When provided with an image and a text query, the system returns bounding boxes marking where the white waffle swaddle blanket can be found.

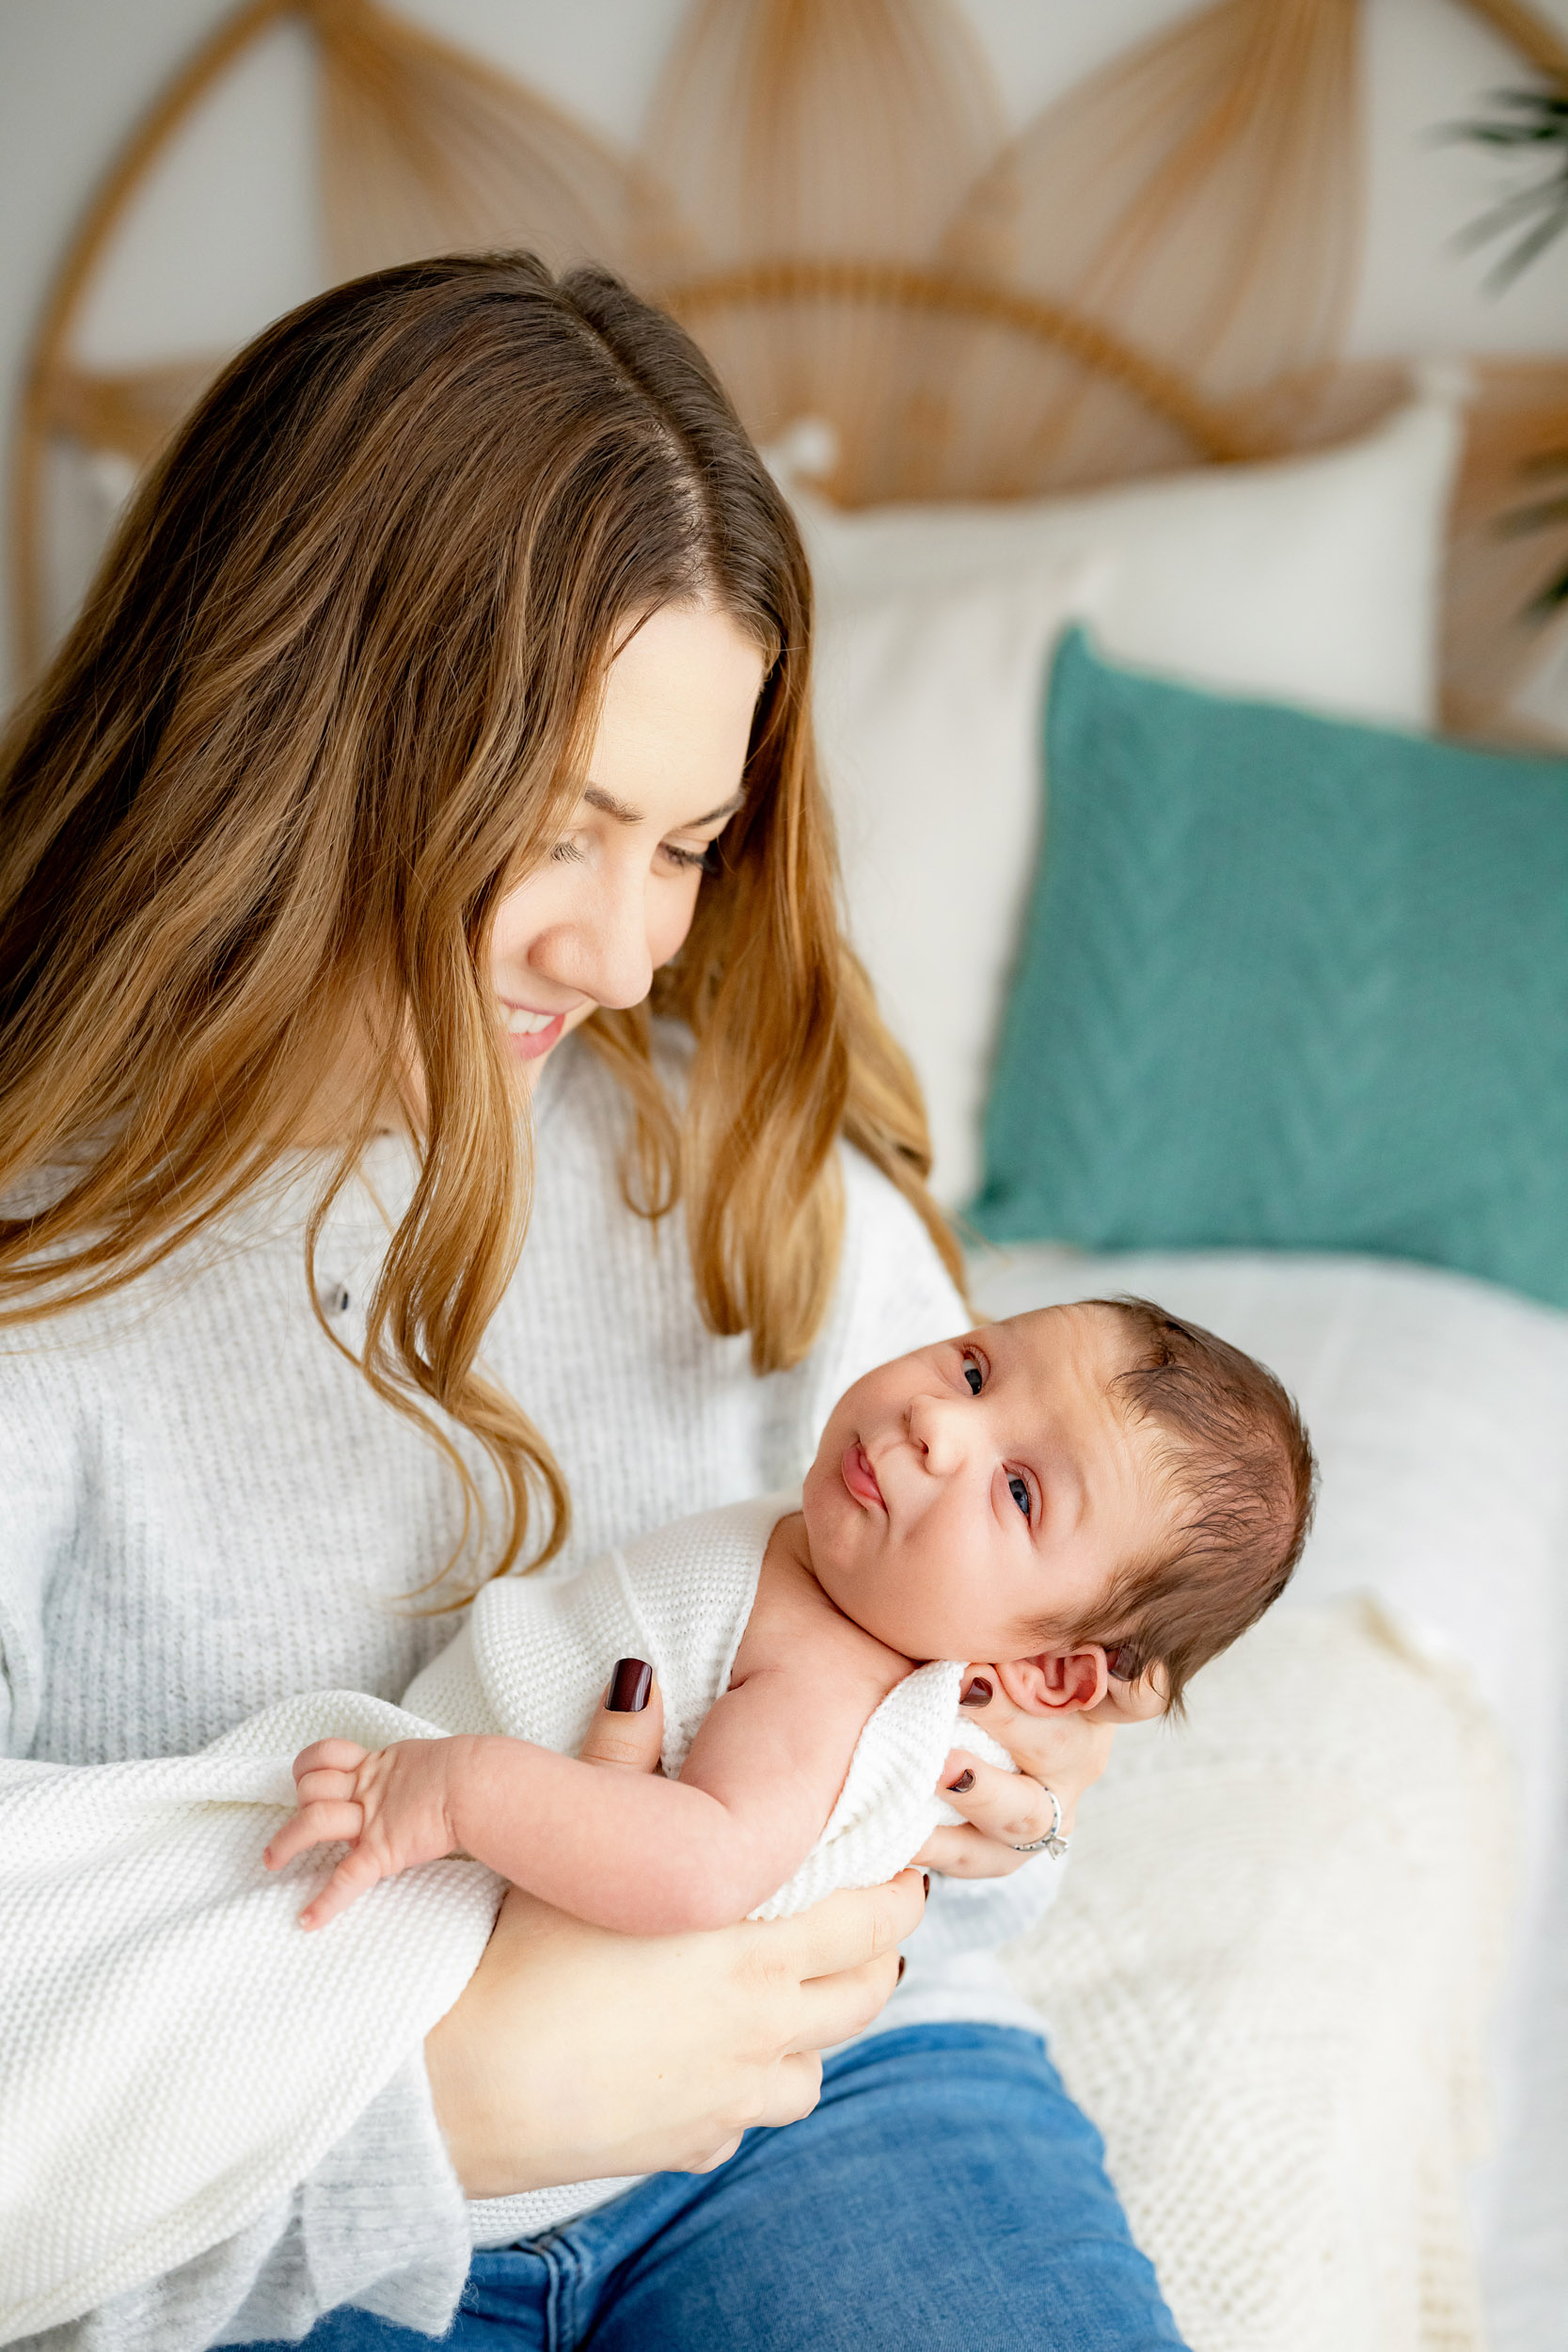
[0,1494,1006,2335]
[404,1490,1011,1920]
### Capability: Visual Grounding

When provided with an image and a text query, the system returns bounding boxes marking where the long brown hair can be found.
[0,253,958,1580]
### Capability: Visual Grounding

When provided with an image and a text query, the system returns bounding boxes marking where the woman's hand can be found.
[914,1669,1121,1880]
[424,1667,927,2198]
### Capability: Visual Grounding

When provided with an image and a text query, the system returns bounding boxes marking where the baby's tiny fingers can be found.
[292,1739,369,1784]
[263,1798,364,1871]
[293,1766,360,1807]
[299,1849,381,1931]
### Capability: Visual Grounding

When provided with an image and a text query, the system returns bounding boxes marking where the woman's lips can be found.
[842,1441,885,1511]
[500,1009,568,1063]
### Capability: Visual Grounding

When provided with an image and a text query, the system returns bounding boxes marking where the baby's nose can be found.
[910,1392,967,1471]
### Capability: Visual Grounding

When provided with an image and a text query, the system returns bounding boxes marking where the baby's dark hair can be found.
[1052,1297,1316,1715]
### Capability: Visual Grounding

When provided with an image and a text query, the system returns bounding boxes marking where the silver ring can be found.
[1010,1785,1069,1858]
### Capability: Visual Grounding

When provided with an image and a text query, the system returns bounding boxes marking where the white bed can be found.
[789,396,1567,2348]
[968,1246,1568,2352]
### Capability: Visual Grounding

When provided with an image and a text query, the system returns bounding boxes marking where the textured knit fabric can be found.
[406,1492,1013,2250]
[404,1490,1015,1923]
[0,1026,1057,2352]
[1004,1599,1511,2352]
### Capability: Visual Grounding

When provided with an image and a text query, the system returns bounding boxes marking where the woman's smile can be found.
[499,999,573,1061]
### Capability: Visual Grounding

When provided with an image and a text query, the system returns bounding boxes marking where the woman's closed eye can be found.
[659,839,720,875]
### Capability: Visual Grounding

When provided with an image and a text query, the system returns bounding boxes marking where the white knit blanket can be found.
[404,1492,1009,1922]
[0,1497,1003,2338]
[1004,1597,1514,2352]
[0,1688,500,2344]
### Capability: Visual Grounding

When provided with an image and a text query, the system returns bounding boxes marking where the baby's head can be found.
[801,1299,1315,1718]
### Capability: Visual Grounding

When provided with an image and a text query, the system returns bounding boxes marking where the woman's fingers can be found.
[263,1797,365,1870]
[687,2132,745,2175]
[911,1822,1027,1879]
[939,1751,1064,1851]
[956,1670,1116,1794]
[682,2050,824,2173]
[767,1868,926,2049]
[790,1947,903,2051]
[577,1661,665,1775]
[780,1867,926,1983]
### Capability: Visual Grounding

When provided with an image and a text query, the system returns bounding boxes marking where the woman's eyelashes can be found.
[660,839,720,874]
[545,828,721,874]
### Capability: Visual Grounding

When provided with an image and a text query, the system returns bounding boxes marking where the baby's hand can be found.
[263,1736,461,1930]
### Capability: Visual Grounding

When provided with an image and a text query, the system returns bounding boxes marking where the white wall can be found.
[3,0,1567,700]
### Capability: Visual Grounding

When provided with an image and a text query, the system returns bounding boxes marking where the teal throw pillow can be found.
[972,629,1568,1311]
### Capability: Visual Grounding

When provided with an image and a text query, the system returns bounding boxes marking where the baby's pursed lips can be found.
[842,1441,886,1511]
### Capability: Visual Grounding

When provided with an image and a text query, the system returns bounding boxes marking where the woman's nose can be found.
[531,861,655,1011]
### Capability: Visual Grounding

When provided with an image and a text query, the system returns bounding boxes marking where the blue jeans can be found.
[239,2025,1186,2351]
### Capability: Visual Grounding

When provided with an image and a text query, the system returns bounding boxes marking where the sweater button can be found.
[317,1279,352,1316]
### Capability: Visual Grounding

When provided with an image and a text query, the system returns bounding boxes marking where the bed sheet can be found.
[965,1244,1568,2352]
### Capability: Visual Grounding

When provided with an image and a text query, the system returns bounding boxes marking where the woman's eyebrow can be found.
[581,785,642,824]
[581,783,747,830]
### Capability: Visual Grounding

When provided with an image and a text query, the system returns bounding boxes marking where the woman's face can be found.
[491,600,767,1077]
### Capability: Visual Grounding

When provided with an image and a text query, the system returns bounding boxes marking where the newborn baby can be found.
[266,1298,1315,1932]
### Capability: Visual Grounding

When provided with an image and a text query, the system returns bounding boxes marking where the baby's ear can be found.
[996,1647,1110,1716]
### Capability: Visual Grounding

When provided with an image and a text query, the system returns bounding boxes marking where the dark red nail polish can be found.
[959,1677,992,1708]
[608,1658,652,1713]
[895,1955,906,1984]
[922,1872,930,1899]
[948,1769,974,1794]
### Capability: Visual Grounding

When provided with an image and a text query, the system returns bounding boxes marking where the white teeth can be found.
[504,1007,556,1036]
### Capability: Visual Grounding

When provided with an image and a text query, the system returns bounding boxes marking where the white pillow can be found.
[789,397,1461,1204]
[791,393,1462,730]
[811,555,1103,1207]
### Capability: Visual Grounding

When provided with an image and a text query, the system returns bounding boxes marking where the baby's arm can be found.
[266,1634,895,1935]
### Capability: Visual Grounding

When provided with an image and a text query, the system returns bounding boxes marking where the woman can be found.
[0,255,1184,2349]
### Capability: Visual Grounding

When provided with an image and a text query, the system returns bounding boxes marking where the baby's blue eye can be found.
[963,1363,982,1395]
[1008,1474,1031,1518]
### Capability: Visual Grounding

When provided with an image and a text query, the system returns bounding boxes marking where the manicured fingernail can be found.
[959,1677,992,1708]
[895,1955,906,1984]
[948,1769,974,1794]
[922,1872,930,1899]
[609,1658,653,1713]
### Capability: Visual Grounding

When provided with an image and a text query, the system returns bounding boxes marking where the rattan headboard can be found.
[13,0,1568,737]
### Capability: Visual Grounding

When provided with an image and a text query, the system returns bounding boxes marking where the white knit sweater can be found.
[0,1028,1055,2350]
